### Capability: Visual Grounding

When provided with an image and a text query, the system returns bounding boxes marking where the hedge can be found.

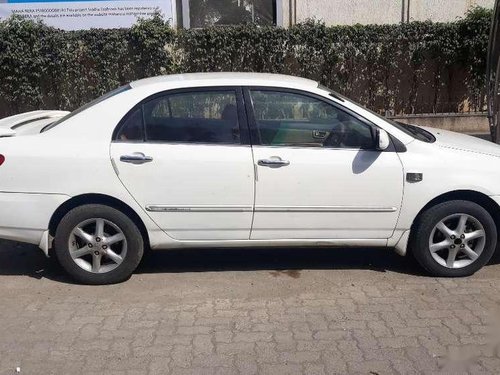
[0,7,492,118]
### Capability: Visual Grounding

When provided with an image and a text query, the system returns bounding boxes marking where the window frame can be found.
[242,86,382,151]
[112,86,250,146]
[181,0,283,28]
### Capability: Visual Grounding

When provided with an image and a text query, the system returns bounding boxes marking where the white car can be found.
[0,73,499,284]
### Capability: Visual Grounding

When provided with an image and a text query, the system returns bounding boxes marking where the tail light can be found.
[0,154,4,166]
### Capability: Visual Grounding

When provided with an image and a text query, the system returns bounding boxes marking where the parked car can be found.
[0,73,499,284]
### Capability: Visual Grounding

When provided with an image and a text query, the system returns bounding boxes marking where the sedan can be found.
[0,72,499,284]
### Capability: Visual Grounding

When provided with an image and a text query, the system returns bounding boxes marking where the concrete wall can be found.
[410,0,494,22]
[391,113,490,134]
[282,0,401,26]
[282,0,494,26]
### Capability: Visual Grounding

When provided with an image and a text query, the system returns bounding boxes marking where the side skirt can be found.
[151,238,389,250]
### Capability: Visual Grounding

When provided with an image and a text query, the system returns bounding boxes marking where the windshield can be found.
[318,85,436,143]
[42,84,131,132]
[389,120,436,142]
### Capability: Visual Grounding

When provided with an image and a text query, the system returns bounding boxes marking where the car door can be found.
[245,88,404,240]
[109,87,255,240]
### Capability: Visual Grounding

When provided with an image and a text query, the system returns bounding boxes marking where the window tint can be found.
[249,90,374,149]
[116,107,144,141]
[143,91,240,144]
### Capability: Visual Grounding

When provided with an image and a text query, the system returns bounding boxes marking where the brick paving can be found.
[1,240,500,374]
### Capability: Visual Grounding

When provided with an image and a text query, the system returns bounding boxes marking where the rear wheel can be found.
[54,204,144,284]
[411,200,497,277]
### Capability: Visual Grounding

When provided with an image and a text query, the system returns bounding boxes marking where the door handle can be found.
[312,130,328,139]
[120,152,153,164]
[258,157,290,167]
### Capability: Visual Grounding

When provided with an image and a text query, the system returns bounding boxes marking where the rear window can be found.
[42,84,131,132]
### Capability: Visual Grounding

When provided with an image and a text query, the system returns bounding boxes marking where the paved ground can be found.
[1,241,500,375]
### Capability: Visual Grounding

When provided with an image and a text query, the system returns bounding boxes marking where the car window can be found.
[142,90,240,144]
[116,107,144,141]
[318,84,435,144]
[249,90,374,149]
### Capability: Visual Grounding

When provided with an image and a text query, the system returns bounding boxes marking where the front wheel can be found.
[411,200,497,277]
[54,204,144,284]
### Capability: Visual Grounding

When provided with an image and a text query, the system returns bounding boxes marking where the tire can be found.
[54,204,144,285]
[411,200,497,277]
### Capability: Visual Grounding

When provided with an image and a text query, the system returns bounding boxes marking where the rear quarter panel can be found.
[0,99,167,246]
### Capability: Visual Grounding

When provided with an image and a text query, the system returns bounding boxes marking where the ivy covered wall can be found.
[0,7,492,118]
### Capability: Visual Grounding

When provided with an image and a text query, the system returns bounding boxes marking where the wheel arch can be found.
[394,190,500,256]
[414,190,500,228]
[405,190,500,255]
[48,193,150,247]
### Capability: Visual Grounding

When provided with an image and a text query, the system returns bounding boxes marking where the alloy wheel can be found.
[68,218,127,273]
[428,213,486,269]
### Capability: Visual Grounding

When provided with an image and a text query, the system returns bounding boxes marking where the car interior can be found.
[117,91,374,149]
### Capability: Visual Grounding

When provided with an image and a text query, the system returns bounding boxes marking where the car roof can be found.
[129,72,319,90]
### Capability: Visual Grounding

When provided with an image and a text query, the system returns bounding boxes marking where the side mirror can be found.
[376,129,390,151]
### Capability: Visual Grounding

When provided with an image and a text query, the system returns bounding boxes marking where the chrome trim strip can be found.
[146,205,253,213]
[146,205,397,213]
[255,206,397,213]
